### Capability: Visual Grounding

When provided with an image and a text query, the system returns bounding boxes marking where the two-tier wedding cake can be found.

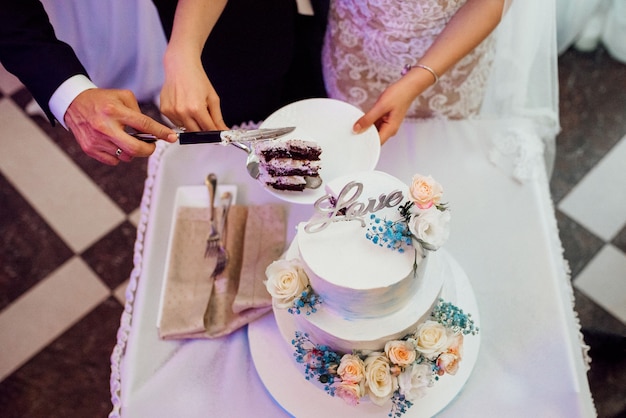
[263,170,479,416]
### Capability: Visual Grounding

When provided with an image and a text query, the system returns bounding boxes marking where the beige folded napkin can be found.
[158,203,286,339]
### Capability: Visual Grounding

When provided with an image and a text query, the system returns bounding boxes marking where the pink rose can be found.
[335,380,364,406]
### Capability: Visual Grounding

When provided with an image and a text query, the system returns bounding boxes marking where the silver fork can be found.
[212,191,232,277]
[204,173,220,259]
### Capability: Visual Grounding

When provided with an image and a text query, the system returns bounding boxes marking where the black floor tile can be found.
[81,221,138,290]
[0,298,123,418]
[555,210,605,278]
[0,173,73,310]
[611,224,626,254]
[551,46,626,204]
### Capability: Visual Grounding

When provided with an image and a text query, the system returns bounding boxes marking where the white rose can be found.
[397,363,432,401]
[363,353,398,406]
[384,340,417,367]
[409,207,450,250]
[264,259,309,309]
[414,320,449,358]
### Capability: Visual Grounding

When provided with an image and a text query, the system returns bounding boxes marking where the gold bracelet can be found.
[401,64,439,85]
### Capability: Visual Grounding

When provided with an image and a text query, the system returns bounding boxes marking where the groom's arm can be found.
[0,0,176,165]
[0,0,92,125]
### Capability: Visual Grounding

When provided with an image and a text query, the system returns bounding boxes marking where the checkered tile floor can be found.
[0,47,625,417]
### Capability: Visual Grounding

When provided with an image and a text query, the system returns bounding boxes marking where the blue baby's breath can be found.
[366,214,413,252]
[431,298,479,335]
[288,285,323,315]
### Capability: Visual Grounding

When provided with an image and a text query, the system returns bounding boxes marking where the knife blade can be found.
[130,127,295,145]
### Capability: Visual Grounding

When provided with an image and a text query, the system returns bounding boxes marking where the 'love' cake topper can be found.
[304,181,404,233]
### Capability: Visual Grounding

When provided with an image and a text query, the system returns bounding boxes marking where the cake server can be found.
[230,141,261,179]
[131,127,295,145]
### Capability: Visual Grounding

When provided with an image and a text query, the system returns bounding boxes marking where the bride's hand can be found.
[352,80,420,145]
[352,66,438,144]
[160,52,229,132]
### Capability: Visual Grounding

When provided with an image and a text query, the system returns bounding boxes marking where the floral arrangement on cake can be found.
[264,258,321,315]
[291,299,478,417]
[264,260,480,416]
[366,174,450,254]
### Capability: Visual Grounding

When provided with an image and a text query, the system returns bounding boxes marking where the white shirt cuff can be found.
[296,0,314,15]
[48,74,97,129]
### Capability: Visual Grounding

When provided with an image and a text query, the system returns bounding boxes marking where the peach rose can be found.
[410,174,443,209]
[364,353,398,406]
[436,352,460,376]
[414,320,449,358]
[384,340,417,367]
[264,259,309,309]
[337,354,366,383]
[446,333,464,360]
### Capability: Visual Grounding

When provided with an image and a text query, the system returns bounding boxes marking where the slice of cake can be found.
[255,139,322,191]
[263,170,478,416]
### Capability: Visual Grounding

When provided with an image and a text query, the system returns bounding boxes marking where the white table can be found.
[110,117,596,418]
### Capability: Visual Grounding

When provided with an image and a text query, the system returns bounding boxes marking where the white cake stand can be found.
[248,251,480,418]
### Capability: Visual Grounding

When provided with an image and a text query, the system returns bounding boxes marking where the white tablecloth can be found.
[110,117,596,418]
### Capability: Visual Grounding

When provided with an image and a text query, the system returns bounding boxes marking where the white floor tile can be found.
[0,63,23,96]
[574,244,626,323]
[0,99,125,252]
[558,136,626,241]
[0,257,110,381]
[128,207,142,228]
[114,280,129,305]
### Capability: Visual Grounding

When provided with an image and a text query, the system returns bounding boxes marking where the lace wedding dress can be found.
[322,0,495,120]
[322,0,559,178]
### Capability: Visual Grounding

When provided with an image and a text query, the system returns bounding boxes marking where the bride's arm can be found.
[159,0,230,131]
[412,0,505,80]
[353,0,506,144]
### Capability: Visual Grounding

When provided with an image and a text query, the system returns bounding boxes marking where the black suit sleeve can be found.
[0,0,89,124]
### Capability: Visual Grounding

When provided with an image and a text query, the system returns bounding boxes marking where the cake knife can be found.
[130,127,295,145]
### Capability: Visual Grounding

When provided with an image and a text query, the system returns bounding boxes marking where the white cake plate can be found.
[248,251,480,418]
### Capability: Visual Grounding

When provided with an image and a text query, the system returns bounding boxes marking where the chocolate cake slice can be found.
[255,139,322,191]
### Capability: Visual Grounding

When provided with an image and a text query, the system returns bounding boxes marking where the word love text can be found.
[304,181,403,233]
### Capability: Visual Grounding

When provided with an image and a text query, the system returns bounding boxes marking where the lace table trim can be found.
[108,140,170,418]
